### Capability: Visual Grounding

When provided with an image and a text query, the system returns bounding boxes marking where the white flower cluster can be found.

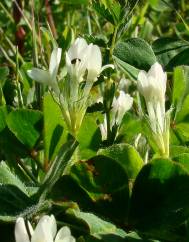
[137,62,169,157]
[28,38,113,136]
[27,37,170,156]
[100,90,133,141]
[15,215,75,242]
[65,38,103,82]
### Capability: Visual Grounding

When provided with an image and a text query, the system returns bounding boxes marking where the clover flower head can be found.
[15,215,75,242]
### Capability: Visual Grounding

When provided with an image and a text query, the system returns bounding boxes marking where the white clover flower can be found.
[112,91,133,126]
[118,77,131,92]
[27,37,113,137]
[66,37,113,82]
[15,215,75,242]
[28,48,62,94]
[138,62,167,133]
[100,91,133,141]
[138,62,167,104]
[138,62,167,134]
[99,116,108,141]
[137,62,169,157]
[66,38,101,82]
[60,37,113,136]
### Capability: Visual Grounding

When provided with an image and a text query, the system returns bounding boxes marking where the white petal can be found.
[49,48,62,79]
[96,97,103,103]
[122,93,133,112]
[147,62,163,79]
[156,101,165,133]
[137,70,148,95]
[55,227,71,241]
[66,39,89,79]
[15,217,30,242]
[146,101,157,133]
[118,78,131,91]
[27,68,51,85]
[67,38,88,61]
[100,64,114,73]
[147,62,167,99]
[99,122,107,141]
[27,221,34,236]
[113,91,133,125]
[49,215,57,239]
[99,115,108,140]
[87,44,102,80]
[31,216,54,242]
[65,53,71,67]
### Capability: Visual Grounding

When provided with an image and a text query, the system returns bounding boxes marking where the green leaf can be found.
[93,1,114,24]
[0,128,28,160]
[39,139,78,201]
[129,158,189,235]
[70,155,130,222]
[0,163,33,222]
[108,1,122,24]
[0,67,9,105]
[172,92,189,143]
[167,49,189,70]
[61,26,74,51]
[170,145,189,158]
[60,0,88,4]
[176,122,189,139]
[98,143,143,180]
[40,27,58,48]
[113,56,139,80]
[19,62,33,94]
[6,109,43,149]
[66,208,127,239]
[0,106,10,132]
[170,66,189,143]
[0,197,51,223]
[0,184,32,222]
[149,0,173,11]
[119,113,142,143]
[77,113,101,160]
[0,161,28,195]
[84,35,108,48]
[172,66,189,117]
[81,233,158,242]
[113,38,156,72]
[139,20,153,40]
[152,38,189,70]
[0,66,9,86]
[173,153,189,173]
[0,106,28,160]
[43,94,68,161]
[124,231,160,242]
[176,94,189,123]
[51,175,93,209]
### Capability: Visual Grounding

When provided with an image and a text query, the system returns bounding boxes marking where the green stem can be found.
[13,0,32,30]
[17,159,38,185]
[16,46,24,108]
[0,27,25,63]
[0,46,16,68]
[0,2,14,23]
[38,139,78,202]
[87,10,92,35]
[31,0,41,109]
[63,146,80,175]
[106,109,111,142]
[110,25,118,58]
